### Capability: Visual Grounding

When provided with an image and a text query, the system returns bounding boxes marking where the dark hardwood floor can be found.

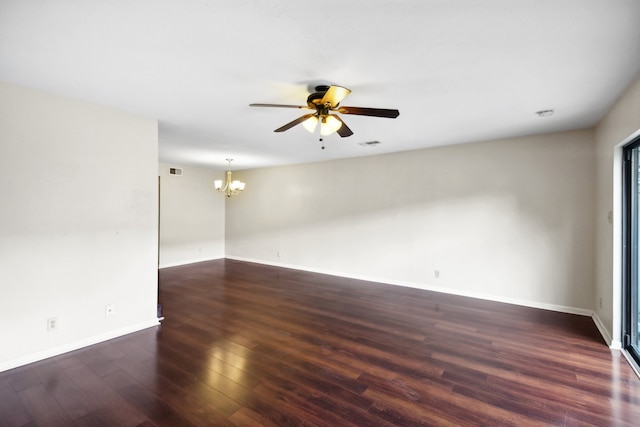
[2,259,640,426]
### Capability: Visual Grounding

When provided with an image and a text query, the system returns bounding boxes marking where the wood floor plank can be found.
[17,384,74,427]
[32,360,100,420]
[113,354,239,424]
[101,370,202,427]
[64,363,151,427]
[0,378,32,427]
[228,407,281,427]
[7,365,42,393]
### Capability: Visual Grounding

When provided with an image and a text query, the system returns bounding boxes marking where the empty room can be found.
[2,1,640,426]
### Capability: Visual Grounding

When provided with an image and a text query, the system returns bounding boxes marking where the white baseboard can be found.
[0,318,160,373]
[227,256,593,313]
[159,256,224,269]
[226,256,603,325]
[591,312,616,348]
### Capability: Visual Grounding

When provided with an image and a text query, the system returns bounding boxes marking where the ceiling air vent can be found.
[169,167,183,176]
[358,141,381,146]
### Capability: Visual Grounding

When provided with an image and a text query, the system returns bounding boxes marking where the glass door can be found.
[623,137,640,365]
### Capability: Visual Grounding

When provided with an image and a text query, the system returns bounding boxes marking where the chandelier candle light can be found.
[214,159,246,197]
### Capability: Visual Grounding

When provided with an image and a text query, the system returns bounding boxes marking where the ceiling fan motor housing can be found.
[307,91,330,108]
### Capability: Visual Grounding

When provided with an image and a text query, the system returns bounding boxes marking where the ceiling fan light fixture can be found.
[320,115,342,136]
[302,115,319,133]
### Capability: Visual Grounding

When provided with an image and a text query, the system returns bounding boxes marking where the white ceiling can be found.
[2,0,640,170]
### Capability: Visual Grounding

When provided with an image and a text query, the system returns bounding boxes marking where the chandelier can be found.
[214,159,246,197]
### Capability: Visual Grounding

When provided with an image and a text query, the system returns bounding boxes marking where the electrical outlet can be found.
[105,304,115,318]
[599,297,603,309]
[434,270,440,279]
[47,317,58,332]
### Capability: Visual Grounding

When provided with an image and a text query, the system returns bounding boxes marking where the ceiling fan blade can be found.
[320,85,351,107]
[337,106,400,118]
[333,115,353,137]
[250,103,308,109]
[274,114,315,132]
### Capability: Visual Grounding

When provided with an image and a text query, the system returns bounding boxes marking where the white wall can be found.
[159,163,225,267]
[594,75,640,347]
[0,82,159,372]
[226,130,596,312]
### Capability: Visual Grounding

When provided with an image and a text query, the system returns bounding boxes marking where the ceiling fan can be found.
[250,85,399,138]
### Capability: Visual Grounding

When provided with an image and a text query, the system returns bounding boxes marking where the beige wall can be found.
[226,129,596,313]
[0,82,159,371]
[158,163,225,267]
[594,76,640,347]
